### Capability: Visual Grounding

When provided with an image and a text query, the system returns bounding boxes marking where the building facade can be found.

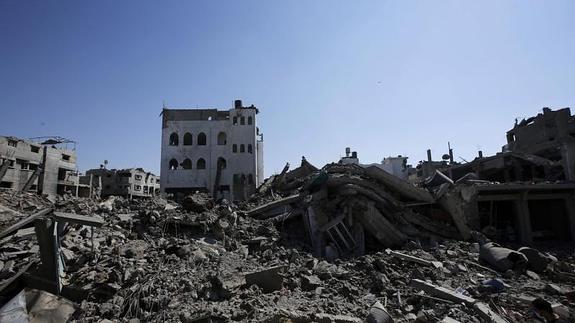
[160,100,264,201]
[0,136,80,196]
[85,168,160,198]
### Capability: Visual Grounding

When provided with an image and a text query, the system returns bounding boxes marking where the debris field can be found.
[0,159,574,322]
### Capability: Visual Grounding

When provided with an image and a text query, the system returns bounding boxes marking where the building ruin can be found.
[0,136,89,197]
[85,167,160,199]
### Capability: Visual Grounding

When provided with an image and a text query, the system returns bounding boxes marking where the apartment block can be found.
[160,99,264,201]
[86,167,160,198]
[0,136,81,196]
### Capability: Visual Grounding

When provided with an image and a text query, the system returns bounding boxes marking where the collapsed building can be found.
[0,107,573,322]
[160,100,264,201]
[249,108,575,262]
[505,107,575,180]
[85,167,160,199]
[0,136,92,197]
[419,107,575,245]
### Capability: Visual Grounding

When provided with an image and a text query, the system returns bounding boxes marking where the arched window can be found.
[197,132,207,145]
[232,144,237,153]
[169,159,178,170]
[240,116,245,125]
[182,158,192,169]
[247,174,254,185]
[197,158,206,169]
[240,144,245,153]
[233,117,238,125]
[247,144,253,154]
[248,116,253,125]
[217,157,226,169]
[169,133,179,146]
[217,132,227,145]
[183,132,192,145]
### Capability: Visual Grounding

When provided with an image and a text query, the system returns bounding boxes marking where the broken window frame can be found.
[217,132,227,145]
[183,132,193,145]
[182,158,192,169]
[169,132,179,146]
[197,132,207,146]
[197,158,206,169]
[217,157,227,169]
[16,159,29,170]
[169,159,178,170]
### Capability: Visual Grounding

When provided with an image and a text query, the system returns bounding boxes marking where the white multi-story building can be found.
[160,100,264,201]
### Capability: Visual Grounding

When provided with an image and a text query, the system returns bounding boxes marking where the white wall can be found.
[160,107,261,200]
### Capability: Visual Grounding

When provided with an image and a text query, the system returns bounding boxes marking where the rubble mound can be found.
[0,183,574,322]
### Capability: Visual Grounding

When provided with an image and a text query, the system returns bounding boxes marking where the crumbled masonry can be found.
[0,168,574,322]
[0,107,574,321]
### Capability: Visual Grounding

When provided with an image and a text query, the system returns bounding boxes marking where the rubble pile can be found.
[0,175,574,322]
[247,162,462,260]
[0,191,52,231]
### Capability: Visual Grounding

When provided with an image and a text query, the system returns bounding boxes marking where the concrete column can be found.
[304,207,322,257]
[564,194,575,241]
[514,192,533,245]
[352,223,365,257]
[34,218,61,294]
[561,142,575,180]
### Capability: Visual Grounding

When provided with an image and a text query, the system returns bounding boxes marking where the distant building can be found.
[85,167,160,198]
[338,148,411,180]
[414,149,450,180]
[0,136,84,196]
[160,100,264,201]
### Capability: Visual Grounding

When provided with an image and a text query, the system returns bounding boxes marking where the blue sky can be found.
[1,1,574,176]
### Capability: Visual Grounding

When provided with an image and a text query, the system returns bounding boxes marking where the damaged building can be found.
[0,107,574,322]
[420,107,575,245]
[85,167,160,199]
[505,107,575,180]
[251,108,575,263]
[160,99,264,201]
[0,136,88,197]
[338,147,413,180]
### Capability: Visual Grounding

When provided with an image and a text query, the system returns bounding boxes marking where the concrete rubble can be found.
[0,106,574,322]
[0,158,573,322]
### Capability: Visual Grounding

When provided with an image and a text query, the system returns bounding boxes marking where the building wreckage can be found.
[0,107,573,322]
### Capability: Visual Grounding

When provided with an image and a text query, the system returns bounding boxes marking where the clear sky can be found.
[1,1,574,176]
